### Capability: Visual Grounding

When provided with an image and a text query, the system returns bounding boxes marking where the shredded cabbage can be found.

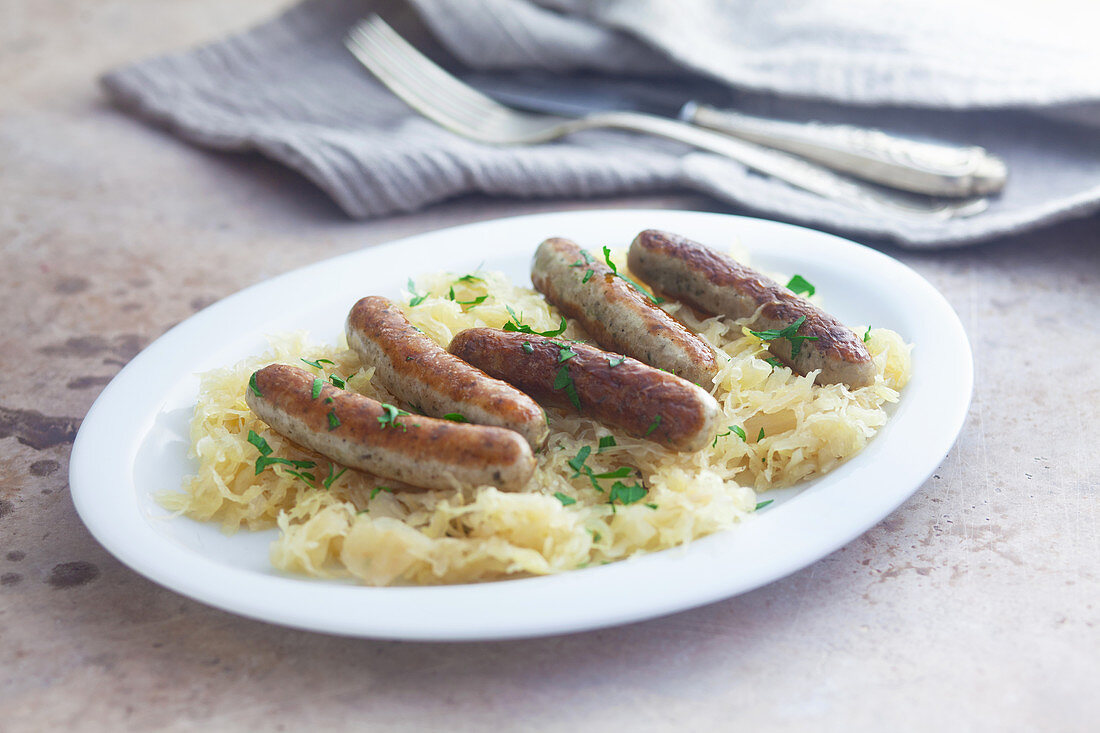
[160,259,911,585]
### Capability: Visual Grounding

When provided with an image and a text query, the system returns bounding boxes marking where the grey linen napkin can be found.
[102,0,1100,247]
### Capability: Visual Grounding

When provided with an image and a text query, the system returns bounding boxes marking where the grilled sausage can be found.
[346,296,548,450]
[246,364,536,491]
[628,229,876,389]
[530,237,719,387]
[448,329,722,453]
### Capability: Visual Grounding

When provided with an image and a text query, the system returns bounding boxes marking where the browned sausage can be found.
[345,296,548,449]
[529,237,719,386]
[448,329,722,453]
[628,229,876,388]
[246,364,536,491]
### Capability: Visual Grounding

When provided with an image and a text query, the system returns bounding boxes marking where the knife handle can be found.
[682,102,1007,198]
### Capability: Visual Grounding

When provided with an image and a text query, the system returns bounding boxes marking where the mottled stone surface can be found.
[1,1,1097,731]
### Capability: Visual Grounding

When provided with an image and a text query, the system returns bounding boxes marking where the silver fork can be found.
[345,16,988,221]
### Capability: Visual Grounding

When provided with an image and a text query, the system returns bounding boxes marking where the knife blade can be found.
[462,72,1007,198]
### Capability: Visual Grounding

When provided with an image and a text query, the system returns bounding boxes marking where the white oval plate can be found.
[70,210,972,641]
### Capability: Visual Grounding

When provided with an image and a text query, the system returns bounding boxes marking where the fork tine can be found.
[348,17,525,136]
[348,25,490,133]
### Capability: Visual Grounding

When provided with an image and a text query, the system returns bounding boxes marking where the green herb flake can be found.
[323,463,347,490]
[581,269,594,284]
[757,427,765,441]
[863,325,872,342]
[749,315,820,359]
[558,347,577,363]
[591,531,602,543]
[567,445,592,475]
[645,503,659,510]
[447,285,456,301]
[325,397,334,404]
[755,499,774,511]
[311,378,324,399]
[785,274,816,297]
[377,403,410,431]
[598,435,616,452]
[554,492,577,506]
[329,374,346,389]
[591,467,632,480]
[326,411,340,431]
[601,246,664,305]
[521,341,534,354]
[455,274,483,283]
[407,278,428,307]
[765,357,784,368]
[247,430,273,456]
[553,365,581,409]
[502,306,568,337]
[254,455,317,476]
[608,356,625,368]
[456,294,488,307]
[645,414,662,436]
[300,357,335,370]
[248,372,262,398]
[370,486,393,500]
[442,413,469,423]
[609,481,647,506]
[711,424,748,448]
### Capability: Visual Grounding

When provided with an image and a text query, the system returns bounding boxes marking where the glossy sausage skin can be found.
[346,296,548,449]
[530,237,719,387]
[246,364,536,491]
[628,230,876,388]
[448,329,722,453]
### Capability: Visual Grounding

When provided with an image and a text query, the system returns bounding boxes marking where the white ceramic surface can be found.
[69,210,972,641]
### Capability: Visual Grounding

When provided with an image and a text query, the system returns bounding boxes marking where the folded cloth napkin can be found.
[102,0,1100,247]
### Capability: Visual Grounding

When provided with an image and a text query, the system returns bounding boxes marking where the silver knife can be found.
[463,72,1007,198]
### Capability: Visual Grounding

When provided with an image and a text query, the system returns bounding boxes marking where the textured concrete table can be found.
[2,2,1097,731]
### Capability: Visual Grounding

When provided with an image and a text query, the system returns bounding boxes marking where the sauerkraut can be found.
[160,257,911,585]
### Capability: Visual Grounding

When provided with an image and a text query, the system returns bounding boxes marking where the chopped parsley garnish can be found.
[554,492,577,506]
[601,246,664,305]
[608,356,625,368]
[598,435,616,452]
[567,445,592,475]
[755,499,774,511]
[749,315,820,359]
[327,411,341,431]
[645,414,662,436]
[581,269,594,284]
[300,357,334,370]
[311,378,323,399]
[863,325,872,342]
[457,294,488,306]
[785,274,816,297]
[323,463,347,490]
[329,374,345,389]
[325,397,333,404]
[553,366,581,409]
[247,430,272,456]
[248,372,262,397]
[711,425,748,448]
[609,481,647,506]
[591,467,632,480]
[407,278,428,307]
[757,427,765,441]
[558,347,577,363]
[442,413,468,423]
[521,341,534,353]
[765,357,783,368]
[569,251,596,268]
[370,486,393,500]
[503,306,567,337]
[248,431,317,479]
[645,503,659,510]
[377,403,410,430]
[455,274,483,283]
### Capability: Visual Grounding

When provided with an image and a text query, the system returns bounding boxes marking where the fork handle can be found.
[682,103,1007,198]
[569,111,988,220]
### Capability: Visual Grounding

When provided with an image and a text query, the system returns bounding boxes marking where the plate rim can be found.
[69,209,973,641]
